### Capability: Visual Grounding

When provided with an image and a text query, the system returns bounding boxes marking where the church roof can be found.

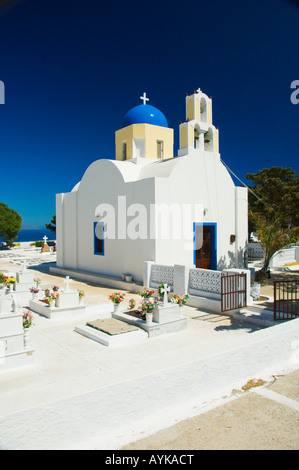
[122,104,168,128]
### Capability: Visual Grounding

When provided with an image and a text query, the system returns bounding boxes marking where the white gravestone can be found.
[160,283,170,307]
[55,276,78,308]
[153,283,182,323]
[15,263,35,292]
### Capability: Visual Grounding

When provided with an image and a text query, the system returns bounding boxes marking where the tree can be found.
[246,166,299,231]
[249,210,298,273]
[45,215,56,233]
[246,167,299,275]
[0,202,22,246]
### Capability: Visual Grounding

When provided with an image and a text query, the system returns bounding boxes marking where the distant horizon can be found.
[20,225,51,230]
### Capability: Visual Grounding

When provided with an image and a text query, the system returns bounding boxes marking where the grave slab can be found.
[112,308,187,337]
[74,317,147,347]
[29,299,86,319]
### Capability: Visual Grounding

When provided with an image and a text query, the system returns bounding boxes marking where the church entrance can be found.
[194,223,217,270]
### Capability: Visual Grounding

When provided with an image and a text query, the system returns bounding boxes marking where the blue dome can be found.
[122,104,168,128]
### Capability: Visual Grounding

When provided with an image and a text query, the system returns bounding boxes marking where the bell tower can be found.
[178,88,219,156]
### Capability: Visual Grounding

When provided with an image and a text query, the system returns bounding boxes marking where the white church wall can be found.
[56,193,64,268]
[72,159,157,282]
[76,160,126,277]
[153,150,238,270]
[121,178,157,282]
[56,191,78,270]
[63,191,78,270]
[212,158,237,269]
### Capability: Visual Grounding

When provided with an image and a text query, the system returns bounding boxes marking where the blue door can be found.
[194,223,217,270]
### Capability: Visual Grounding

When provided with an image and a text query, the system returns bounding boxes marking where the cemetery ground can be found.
[0,248,298,450]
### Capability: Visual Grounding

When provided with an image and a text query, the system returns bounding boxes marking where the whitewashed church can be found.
[55,88,248,283]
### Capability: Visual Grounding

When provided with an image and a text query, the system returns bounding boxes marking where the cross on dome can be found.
[140,92,149,105]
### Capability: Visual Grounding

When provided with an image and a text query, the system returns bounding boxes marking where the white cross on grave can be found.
[43,235,48,245]
[160,283,170,307]
[22,259,27,271]
[63,275,72,293]
[140,92,149,105]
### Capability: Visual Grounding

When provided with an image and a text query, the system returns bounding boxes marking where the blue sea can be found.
[15,229,56,243]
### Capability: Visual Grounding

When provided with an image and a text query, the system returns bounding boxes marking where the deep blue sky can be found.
[0,0,298,228]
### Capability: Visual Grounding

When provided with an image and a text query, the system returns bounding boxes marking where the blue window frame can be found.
[193,222,217,270]
[94,221,104,255]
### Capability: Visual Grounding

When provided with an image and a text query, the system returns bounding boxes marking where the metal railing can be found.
[274,280,299,321]
[221,273,247,312]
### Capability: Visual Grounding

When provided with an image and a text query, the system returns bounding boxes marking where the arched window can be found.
[204,128,214,152]
[200,98,207,123]
[194,124,201,149]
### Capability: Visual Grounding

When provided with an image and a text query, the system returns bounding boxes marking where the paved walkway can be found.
[0,254,298,450]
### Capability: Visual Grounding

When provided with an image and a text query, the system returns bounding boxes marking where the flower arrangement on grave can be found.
[109,292,125,304]
[78,289,85,299]
[140,298,159,314]
[52,285,59,292]
[0,273,6,284]
[29,287,39,294]
[23,309,34,329]
[135,287,155,299]
[45,292,57,305]
[5,276,16,284]
[171,293,190,307]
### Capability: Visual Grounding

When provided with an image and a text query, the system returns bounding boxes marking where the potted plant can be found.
[23,309,34,349]
[140,298,159,323]
[5,276,16,291]
[109,292,125,312]
[171,293,190,307]
[29,286,39,299]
